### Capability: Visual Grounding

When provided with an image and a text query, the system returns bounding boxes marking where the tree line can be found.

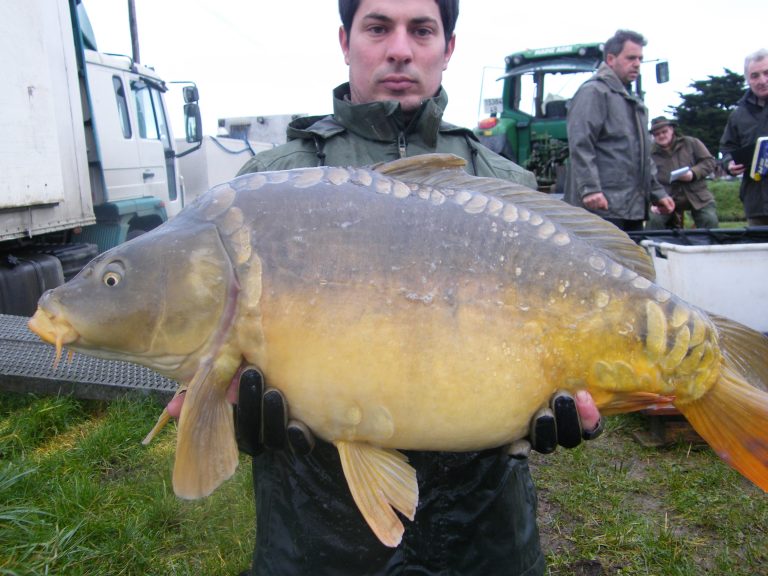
[669,69,745,158]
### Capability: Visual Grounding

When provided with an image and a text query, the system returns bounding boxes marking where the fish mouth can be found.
[28,308,80,368]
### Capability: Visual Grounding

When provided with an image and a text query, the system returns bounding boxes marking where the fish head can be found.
[28,220,237,376]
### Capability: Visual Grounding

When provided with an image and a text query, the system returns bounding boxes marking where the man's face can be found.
[339,0,455,112]
[652,125,674,149]
[747,57,768,100]
[606,41,643,85]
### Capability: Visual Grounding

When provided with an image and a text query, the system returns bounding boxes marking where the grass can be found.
[532,415,768,575]
[1,393,766,575]
[0,394,254,576]
[709,179,745,225]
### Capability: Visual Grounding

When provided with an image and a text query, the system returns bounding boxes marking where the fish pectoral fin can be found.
[142,408,170,446]
[173,372,238,499]
[336,441,418,548]
[597,392,675,415]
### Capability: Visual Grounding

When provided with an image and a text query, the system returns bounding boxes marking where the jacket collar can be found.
[287,83,447,147]
[739,89,766,109]
[595,62,636,98]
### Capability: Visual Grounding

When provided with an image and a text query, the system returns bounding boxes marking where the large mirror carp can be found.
[29,154,768,547]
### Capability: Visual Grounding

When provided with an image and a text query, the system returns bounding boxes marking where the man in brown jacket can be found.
[647,116,718,229]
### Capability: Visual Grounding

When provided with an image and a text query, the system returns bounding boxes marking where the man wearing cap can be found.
[565,29,674,231]
[647,116,718,229]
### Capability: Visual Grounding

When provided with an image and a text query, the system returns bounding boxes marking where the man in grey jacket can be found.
[565,29,674,232]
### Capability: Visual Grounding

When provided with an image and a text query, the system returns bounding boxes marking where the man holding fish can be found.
[175,1,601,574]
[30,0,768,573]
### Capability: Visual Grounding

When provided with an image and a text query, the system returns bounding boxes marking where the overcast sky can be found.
[83,0,763,139]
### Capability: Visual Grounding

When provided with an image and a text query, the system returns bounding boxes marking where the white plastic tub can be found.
[641,240,768,333]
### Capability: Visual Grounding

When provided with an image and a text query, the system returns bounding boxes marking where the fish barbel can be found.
[28,154,768,547]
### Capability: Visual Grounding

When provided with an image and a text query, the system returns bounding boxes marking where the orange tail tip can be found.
[677,366,768,492]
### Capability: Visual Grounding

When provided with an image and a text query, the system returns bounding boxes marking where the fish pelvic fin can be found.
[173,366,238,499]
[336,441,418,548]
[677,364,768,492]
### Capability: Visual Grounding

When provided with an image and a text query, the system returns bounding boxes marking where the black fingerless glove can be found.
[509,390,604,459]
[234,367,315,457]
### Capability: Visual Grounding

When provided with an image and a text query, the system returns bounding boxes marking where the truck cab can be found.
[0,0,203,315]
[79,49,197,248]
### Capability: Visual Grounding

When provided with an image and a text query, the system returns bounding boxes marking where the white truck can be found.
[0,0,210,315]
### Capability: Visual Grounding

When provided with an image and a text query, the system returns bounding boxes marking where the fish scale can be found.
[27,153,768,549]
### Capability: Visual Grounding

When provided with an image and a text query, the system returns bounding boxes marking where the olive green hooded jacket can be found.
[239,83,536,189]
[237,84,545,576]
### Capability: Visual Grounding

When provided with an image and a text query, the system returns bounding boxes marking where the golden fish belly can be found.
[259,287,554,450]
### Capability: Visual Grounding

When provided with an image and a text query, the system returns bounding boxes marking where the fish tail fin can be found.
[336,441,418,548]
[173,371,238,499]
[677,365,768,492]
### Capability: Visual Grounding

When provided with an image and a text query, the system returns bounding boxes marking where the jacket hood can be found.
[594,62,634,95]
[285,83,451,148]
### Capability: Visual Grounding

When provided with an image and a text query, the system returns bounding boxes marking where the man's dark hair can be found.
[338,0,459,45]
[603,29,646,58]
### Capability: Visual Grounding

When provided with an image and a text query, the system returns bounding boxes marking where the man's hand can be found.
[654,196,676,215]
[509,390,603,458]
[164,366,315,457]
[583,192,609,211]
[728,160,745,176]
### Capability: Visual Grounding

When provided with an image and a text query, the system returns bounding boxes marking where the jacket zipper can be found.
[398,133,407,158]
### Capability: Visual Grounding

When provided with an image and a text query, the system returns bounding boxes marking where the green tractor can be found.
[475,43,669,192]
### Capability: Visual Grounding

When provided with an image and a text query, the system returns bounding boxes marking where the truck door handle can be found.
[143,170,155,180]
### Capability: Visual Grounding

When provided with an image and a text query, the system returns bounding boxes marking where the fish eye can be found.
[100,260,126,287]
[103,271,122,287]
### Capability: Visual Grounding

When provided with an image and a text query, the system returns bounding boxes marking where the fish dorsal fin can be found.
[373,153,655,281]
[372,153,467,176]
[336,441,418,548]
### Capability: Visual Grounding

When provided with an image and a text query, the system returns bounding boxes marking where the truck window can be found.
[133,85,159,140]
[113,76,132,138]
[513,70,593,118]
[150,88,171,150]
[149,86,179,202]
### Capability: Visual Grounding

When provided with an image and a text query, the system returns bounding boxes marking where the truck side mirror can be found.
[183,85,200,104]
[656,61,670,84]
[184,102,203,143]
